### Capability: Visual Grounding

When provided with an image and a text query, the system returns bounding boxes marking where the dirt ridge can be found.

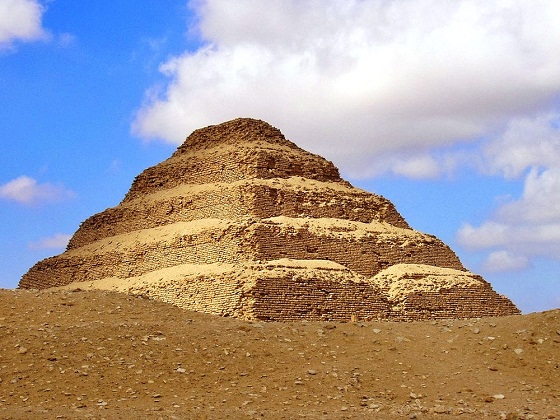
[0,289,557,419]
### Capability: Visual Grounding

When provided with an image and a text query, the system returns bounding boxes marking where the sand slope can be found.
[0,289,558,419]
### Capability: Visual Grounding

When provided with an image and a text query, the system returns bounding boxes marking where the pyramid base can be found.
[394,287,521,321]
[54,260,520,321]
[56,260,391,321]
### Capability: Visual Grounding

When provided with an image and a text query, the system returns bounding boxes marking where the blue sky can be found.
[1,0,559,313]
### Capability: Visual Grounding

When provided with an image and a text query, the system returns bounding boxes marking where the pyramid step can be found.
[371,264,521,319]
[251,217,465,276]
[123,142,344,202]
[55,261,394,322]
[68,178,408,249]
[21,217,464,289]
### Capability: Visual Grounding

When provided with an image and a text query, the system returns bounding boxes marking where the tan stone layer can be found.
[123,142,345,202]
[68,177,408,249]
[54,260,519,321]
[372,264,483,300]
[372,264,520,319]
[21,217,463,289]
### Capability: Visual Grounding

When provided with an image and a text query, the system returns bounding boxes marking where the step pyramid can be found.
[20,118,520,321]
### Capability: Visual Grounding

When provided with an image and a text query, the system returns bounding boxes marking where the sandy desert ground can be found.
[0,288,558,419]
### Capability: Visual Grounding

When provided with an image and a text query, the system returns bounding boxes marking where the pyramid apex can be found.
[173,118,296,156]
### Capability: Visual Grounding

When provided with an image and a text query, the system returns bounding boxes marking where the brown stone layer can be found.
[249,277,391,321]
[123,143,345,202]
[250,219,465,277]
[395,287,521,320]
[68,179,408,250]
[55,261,519,321]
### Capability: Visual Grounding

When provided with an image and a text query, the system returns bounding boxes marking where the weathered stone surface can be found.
[67,178,408,250]
[19,118,520,320]
[372,264,520,320]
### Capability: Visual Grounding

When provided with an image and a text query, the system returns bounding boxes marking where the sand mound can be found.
[0,289,557,419]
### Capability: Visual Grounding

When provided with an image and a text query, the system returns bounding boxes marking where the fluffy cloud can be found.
[132,0,560,271]
[457,222,508,250]
[457,113,560,270]
[0,176,74,205]
[497,167,560,224]
[28,233,71,250]
[483,113,560,179]
[134,0,560,176]
[458,220,560,258]
[390,154,441,179]
[0,0,47,48]
[481,251,529,273]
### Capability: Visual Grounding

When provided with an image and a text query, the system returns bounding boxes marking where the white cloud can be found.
[391,154,441,179]
[457,112,560,271]
[457,222,508,250]
[28,233,71,250]
[134,0,560,177]
[340,150,448,179]
[483,113,560,179]
[497,167,560,224]
[457,170,560,269]
[459,221,560,255]
[0,0,47,48]
[482,251,529,272]
[458,220,560,271]
[0,176,74,205]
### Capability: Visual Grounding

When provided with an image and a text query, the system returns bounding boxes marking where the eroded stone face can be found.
[19,118,520,320]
